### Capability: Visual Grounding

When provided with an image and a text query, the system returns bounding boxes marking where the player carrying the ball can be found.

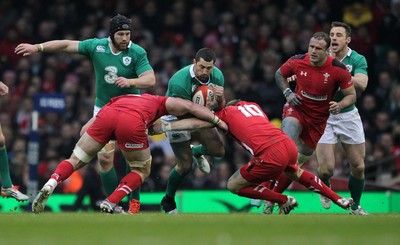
[161,47,226,214]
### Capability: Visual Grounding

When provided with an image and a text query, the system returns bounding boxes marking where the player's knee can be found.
[213,147,225,157]
[206,145,225,157]
[351,162,365,178]
[317,164,334,179]
[318,170,333,180]
[226,177,239,194]
[175,162,192,175]
[128,157,152,179]
[98,153,113,164]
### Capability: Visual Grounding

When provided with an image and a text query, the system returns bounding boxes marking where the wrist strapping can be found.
[283,88,293,98]
[161,121,172,132]
[36,44,44,52]
[210,115,221,125]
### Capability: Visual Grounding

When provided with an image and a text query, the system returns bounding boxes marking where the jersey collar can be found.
[189,64,210,85]
[340,47,352,61]
[107,37,132,55]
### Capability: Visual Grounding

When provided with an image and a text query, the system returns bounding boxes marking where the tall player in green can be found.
[15,14,155,214]
[316,22,369,215]
[161,48,225,213]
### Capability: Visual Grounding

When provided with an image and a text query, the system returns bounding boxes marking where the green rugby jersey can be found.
[165,64,224,100]
[334,48,368,113]
[78,38,153,107]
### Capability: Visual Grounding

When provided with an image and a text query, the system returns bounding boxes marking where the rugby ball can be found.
[192,85,215,106]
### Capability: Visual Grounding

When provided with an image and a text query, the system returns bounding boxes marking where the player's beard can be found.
[195,74,210,84]
[113,41,128,51]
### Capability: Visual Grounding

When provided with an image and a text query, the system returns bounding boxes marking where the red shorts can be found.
[282,104,326,149]
[86,107,148,151]
[240,138,298,183]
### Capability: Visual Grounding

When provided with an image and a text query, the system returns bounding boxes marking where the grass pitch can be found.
[0,213,399,245]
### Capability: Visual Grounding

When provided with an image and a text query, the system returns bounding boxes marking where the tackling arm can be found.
[148,118,228,135]
[166,97,218,122]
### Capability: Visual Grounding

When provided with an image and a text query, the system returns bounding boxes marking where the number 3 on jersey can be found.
[104,66,118,84]
[238,104,265,117]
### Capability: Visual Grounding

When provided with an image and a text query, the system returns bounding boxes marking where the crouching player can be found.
[151,100,354,214]
[32,94,227,214]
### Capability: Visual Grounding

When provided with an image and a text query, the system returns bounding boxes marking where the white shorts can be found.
[162,115,191,143]
[318,108,365,145]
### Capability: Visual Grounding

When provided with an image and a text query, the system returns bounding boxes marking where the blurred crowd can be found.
[0,0,400,201]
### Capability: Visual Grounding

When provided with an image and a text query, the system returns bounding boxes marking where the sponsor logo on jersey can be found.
[123,56,132,66]
[346,65,353,72]
[125,143,144,149]
[96,46,106,52]
[301,90,327,101]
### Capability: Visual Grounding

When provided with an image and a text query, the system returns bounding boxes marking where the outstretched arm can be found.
[148,118,228,135]
[15,40,79,56]
[165,97,217,121]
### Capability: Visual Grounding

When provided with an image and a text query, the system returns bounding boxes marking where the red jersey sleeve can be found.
[280,55,304,77]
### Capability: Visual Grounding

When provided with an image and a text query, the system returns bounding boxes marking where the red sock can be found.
[50,160,74,183]
[273,174,293,193]
[259,180,275,189]
[238,184,287,205]
[107,172,143,204]
[299,170,341,202]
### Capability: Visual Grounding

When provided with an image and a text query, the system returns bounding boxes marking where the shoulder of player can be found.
[331,57,347,70]
[289,54,306,60]
[211,66,224,83]
[349,50,368,64]
[79,38,108,54]
[127,42,147,54]
[168,66,192,89]
[80,37,108,45]
[170,65,191,79]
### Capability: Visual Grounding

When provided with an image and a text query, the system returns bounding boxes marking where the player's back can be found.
[108,94,168,126]
[215,101,288,156]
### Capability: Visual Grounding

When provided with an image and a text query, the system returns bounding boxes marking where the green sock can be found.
[319,176,331,188]
[130,187,141,201]
[99,167,118,196]
[166,168,185,198]
[191,145,208,158]
[0,147,12,188]
[348,174,364,210]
